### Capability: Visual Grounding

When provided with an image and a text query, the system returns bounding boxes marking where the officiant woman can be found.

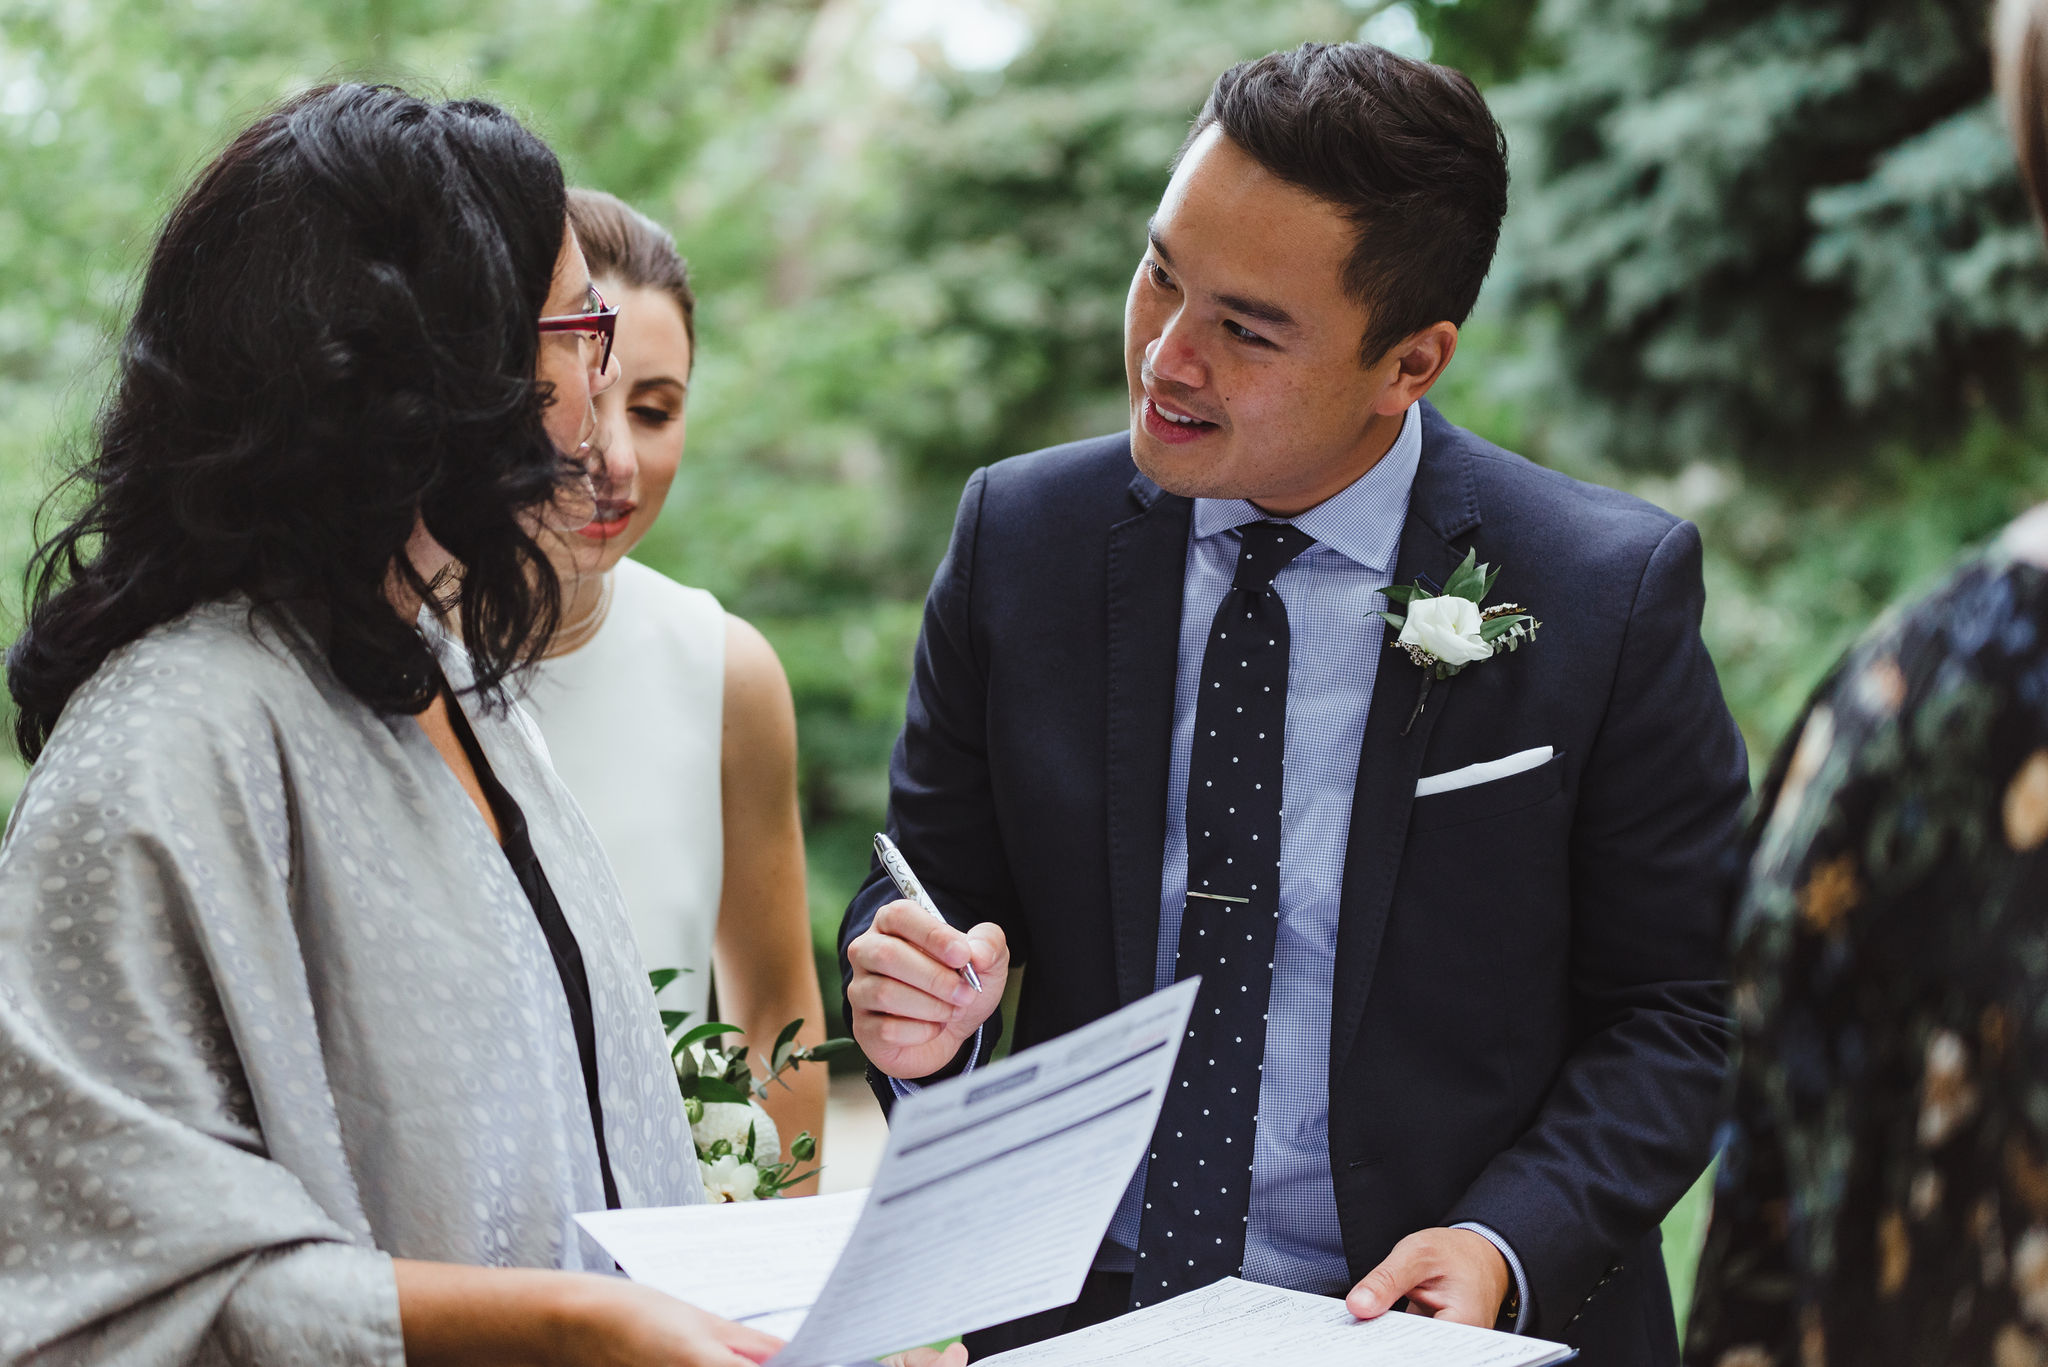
[0,83,782,1366]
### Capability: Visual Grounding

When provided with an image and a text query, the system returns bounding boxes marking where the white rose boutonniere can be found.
[1397,594,1493,668]
[1377,549,1539,733]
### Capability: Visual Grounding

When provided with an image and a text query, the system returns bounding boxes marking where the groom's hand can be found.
[1345,1227,1511,1330]
[846,900,1009,1081]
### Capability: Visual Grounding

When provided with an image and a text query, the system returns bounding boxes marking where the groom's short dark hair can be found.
[1184,42,1509,364]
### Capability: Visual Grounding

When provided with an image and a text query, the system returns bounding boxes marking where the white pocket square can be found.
[1414,746,1555,798]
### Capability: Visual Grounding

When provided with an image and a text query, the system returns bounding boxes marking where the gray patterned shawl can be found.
[0,602,703,1364]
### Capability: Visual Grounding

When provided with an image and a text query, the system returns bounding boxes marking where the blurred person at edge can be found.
[1684,2,2048,1363]
[841,39,1747,1367]
[520,188,827,1183]
[0,85,961,1367]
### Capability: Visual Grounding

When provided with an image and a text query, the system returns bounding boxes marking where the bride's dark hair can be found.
[8,82,578,760]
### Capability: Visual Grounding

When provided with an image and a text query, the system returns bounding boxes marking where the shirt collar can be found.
[1190,401,1422,574]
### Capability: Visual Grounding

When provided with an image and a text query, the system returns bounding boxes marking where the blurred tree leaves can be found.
[1496,0,2048,472]
[1410,0,1546,84]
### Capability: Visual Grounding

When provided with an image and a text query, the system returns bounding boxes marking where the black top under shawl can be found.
[436,678,622,1211]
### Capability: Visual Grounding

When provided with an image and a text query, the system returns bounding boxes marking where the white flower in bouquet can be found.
[700,1152,766,1204]
[650,968,849,1202]
[694,1098,780,1163]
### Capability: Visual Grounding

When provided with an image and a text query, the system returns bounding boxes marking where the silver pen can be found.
[873,832,984,993]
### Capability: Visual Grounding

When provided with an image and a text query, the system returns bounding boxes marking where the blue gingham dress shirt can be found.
[901,403,1529,1325]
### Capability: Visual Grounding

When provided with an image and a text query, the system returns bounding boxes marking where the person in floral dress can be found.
[1686,535,2048,1366]
[1687,12,2048,1362]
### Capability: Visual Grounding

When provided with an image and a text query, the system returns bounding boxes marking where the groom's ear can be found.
[1371,321,1460,417]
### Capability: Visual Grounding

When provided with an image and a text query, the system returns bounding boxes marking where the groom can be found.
[840,41,1746,1366]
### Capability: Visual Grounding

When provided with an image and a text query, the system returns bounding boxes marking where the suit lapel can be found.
[1105,471,1192,1007]
[1329,407,1481,1076]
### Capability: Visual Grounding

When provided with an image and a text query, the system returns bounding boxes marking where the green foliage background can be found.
[7,0,2048,1321]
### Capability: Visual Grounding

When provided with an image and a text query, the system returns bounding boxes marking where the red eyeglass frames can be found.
[537,284,619,374]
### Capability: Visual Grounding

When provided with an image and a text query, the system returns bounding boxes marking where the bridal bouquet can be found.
[651,968,854,1201]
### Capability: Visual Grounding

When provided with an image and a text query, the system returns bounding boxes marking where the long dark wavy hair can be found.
[8,83,580,761]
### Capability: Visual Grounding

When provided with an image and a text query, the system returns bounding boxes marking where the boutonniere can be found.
[1376,549,1540,735]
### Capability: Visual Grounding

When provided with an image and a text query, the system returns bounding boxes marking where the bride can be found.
[521,189,829,1177]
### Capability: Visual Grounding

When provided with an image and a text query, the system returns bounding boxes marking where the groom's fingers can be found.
[847,968,959,1023]
[965,922,1010,979]
[869,1015,948,1048]
[852,903,980,1003]
[1346,1236,1427,1320]
[873,899,979,976]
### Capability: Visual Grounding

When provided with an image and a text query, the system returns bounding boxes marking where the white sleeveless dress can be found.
[523,557,728,1028]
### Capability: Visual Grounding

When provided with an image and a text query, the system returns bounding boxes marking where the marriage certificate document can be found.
[579,977,1199,1366]
[980,1277,1577,1366]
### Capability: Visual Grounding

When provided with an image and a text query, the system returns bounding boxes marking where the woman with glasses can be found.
[0,84,787,1366]
[519,189,829,1185]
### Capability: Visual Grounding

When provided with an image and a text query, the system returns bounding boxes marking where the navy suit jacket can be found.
[840,404,1748,1363]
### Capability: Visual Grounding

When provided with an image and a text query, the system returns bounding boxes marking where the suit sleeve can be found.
[1444,518,1748,1337]
[840,467,1018,1107]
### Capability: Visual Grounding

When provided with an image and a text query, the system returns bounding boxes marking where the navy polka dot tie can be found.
[1132,520,1315,1308]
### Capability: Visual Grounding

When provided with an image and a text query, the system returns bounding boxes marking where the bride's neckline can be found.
[547,570,616,658]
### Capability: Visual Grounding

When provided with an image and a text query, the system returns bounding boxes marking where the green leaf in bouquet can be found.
[1378,584,1425,607]
[802,1038,857,1061]
[693,1076,753,1106]
[760,1164,823,1197]
[722,1049,752,1086]
[648,967,688,994]
[676,1021,745,1051]
[660,1009,692,1032]
[674,1042,699,1077]
[763,1018,808,1087]
[1480,613,1530,643]
[1377,610,1407,633]
[744,1121,757,1163]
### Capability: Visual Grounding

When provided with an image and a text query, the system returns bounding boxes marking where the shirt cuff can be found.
[1450,1222,1531,1334]
[886,1025,984,1098]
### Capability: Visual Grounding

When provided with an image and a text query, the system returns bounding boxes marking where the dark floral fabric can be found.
[1687,551,2048,1367]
